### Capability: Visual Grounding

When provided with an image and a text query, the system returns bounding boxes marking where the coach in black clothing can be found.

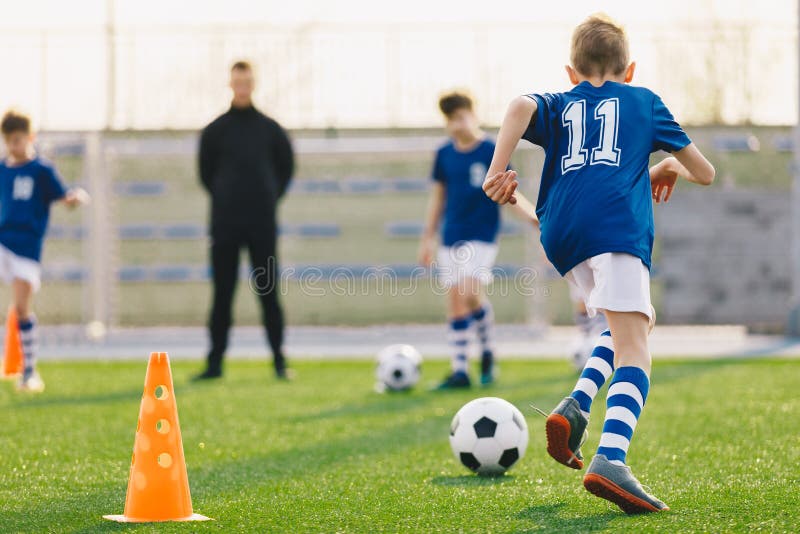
[195,61,294,380]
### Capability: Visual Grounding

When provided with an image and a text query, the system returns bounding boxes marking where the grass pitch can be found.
[0,357,798,533]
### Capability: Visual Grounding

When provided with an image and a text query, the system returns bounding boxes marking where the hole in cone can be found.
[157,452,172,468]
[156,419,171,434]
[154,385,169,400]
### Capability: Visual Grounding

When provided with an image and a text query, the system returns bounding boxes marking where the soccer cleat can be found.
[480,351,495,386]
[545,397,588,469]
[434,371,471,390]
[16,371,45,393]
[583,454,669,514]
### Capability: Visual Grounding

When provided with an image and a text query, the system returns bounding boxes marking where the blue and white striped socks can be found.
[471,302,494,363]
[18,315,36,379]
[449,316,471,374]
[597,366,650,466]
[570,330,614,419]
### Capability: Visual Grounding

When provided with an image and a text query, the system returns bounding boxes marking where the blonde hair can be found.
[570,13,629,77]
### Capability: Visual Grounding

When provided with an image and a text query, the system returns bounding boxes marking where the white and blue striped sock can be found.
[471,302,494,362]
[570,329,614,419]
[449,316,471,374]
[18,315,36,378]
[596,366,650,466]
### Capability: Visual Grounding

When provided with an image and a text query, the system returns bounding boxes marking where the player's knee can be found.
[14,302,30,320]
[447,289,470,317]
[465,293,481,310]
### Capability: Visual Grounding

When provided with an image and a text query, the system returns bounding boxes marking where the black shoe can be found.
[192,369,222,381]
[433,371,471,390]
[275,367,295,381]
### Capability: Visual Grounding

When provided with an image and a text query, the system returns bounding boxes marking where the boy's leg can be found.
[466,289,495,385]
[435,287,472,389]
[583,310,667,513]
[545,328,614,469]
[571,330,614,418]
[12,278,42,392]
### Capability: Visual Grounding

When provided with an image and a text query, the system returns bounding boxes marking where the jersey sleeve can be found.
[652,94,691,153]
[522,93,560,148]
[43,164,68,203]
[431,149,445,183]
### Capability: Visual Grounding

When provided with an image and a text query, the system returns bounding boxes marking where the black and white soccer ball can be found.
[375,344,422,392]
[449,397,529,476]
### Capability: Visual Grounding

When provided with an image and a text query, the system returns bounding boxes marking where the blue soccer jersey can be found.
[432,138,500,246]
[0,158,67,262]
[523,81,691,275]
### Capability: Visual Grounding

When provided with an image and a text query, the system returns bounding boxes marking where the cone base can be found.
[103,513,211,523]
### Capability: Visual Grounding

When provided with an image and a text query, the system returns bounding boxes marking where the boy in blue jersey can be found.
[0,110,89,392]
[483,14,715,513]
[418,93,504,389]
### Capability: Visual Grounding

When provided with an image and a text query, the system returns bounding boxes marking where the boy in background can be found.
[483,14,714,513]
[0,110,89,392]
[418,92,503,389]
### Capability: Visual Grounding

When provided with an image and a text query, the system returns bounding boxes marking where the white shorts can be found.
[436,241,498,288]
[0,243,41,292]
[564,252,652,322]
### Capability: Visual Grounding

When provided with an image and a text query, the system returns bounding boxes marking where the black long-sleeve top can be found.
[199,105,294,232]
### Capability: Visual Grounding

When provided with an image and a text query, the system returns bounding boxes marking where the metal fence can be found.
[11,126,789,330]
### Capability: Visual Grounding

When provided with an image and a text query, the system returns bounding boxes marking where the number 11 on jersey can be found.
[561,98,621,174]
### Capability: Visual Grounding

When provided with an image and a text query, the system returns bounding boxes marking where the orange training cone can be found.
[104,352,210,522]
[2,306,23,378]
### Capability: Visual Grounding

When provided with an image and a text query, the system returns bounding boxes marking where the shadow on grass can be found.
[8,388,143,409]
[290,391,435,422]
[653,356,785,387]
[290,370,575,424]
[514,503,621,533]
[430,474,516,487]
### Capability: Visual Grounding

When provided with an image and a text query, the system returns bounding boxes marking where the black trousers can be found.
[206,222,285,373]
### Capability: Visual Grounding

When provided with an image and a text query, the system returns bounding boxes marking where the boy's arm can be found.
[418,182,445,266]
[45,165,89,208]
[670,143,715,185]
[650,143,715,203]
[483,96,540,226]
[61,187,90,208]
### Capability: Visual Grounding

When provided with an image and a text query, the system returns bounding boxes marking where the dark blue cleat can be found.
[480,351,495,386]
[434,371,471,390]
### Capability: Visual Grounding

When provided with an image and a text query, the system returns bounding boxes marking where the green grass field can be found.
[1,357,798,533]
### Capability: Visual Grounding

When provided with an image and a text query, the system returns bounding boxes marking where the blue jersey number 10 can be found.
[561,98,620,174]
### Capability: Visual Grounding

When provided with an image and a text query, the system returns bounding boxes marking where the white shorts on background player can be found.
[0,243,41,292]
[564,252,652,322]
[436,240,498,287]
